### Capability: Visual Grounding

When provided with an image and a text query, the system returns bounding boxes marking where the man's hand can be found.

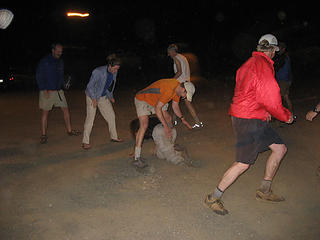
[110,98,115,104]
[44,90,50,99]
[266,114,272,122]
[164,125,172,139]
[306,111,318,122]
[181,118,193,130]
[92,99,98,108]
[286,114,294,124]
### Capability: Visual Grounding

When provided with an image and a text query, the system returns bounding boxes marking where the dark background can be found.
[1,0,320,91]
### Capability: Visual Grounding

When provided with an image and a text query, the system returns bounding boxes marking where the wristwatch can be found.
[313,107,320,114]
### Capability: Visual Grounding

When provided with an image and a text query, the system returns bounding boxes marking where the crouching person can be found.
[130,117,190,166]
[152,124,185,165]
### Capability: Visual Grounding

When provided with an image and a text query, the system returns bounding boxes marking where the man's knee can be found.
[235,162,250,172]
[271,144,287,157]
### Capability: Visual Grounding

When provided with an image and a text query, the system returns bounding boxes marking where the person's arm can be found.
[306,103,320,121]
[256,68,292,123]
[173,57,182,79]
[58,60,64,90]
[172,101,193,129]
[155,101,172,139]
[184,98,201,124]
[36,60,46,90]
[86,69,102,107]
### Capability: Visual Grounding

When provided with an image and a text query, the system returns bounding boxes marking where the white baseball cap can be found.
[183,81,195,102]
[0,9,14,29]
[258,34,279,51]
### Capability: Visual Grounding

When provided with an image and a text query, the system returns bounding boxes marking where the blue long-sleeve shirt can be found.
[36,54,64,90]
[276,55,292,83]
[85,66,117,100]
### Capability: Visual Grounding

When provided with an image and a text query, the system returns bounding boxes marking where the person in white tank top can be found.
[173,53,191,83]
[167,44,203,129]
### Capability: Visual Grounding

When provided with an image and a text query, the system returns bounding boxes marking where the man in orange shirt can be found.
[133,79,194,168]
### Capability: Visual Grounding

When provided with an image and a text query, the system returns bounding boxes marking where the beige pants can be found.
[82,95,118,144]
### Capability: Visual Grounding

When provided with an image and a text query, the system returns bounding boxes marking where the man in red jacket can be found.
[205,34,294,215]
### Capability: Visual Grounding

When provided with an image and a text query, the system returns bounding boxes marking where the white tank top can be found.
[173,53,190,83]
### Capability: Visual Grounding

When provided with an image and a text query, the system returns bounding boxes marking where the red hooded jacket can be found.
[229,51,291,122]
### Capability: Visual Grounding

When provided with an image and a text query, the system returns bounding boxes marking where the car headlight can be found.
[0,79,4,83]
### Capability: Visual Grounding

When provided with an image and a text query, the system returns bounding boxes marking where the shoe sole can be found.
[255,195,285,204]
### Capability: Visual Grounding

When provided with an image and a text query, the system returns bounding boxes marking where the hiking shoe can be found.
[256,189,285,203]
[131,158,148,169]
[40,135,48,144]
[204,194,229,215]
[67,130,81,136]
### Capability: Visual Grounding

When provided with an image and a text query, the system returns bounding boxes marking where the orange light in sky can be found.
[67,12,90,18]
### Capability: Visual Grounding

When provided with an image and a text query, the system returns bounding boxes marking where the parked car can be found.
[0,66,15,89]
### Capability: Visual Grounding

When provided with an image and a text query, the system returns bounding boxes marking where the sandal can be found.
[82,143,91,150]
[40,135,48,144]
[68,130,81,136]
[111,138,123,143]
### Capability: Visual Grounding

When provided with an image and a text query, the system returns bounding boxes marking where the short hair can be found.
[107,54,121,67]
[256,40,276,52]
[167,44,178,52]
[51,43,63,50]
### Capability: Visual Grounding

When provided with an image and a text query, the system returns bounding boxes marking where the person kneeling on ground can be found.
[130,117,190,166]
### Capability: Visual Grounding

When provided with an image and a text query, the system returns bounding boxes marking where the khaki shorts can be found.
[134,97,168,117]
[39,90,68,111]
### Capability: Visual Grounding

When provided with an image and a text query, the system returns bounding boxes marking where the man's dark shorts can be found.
[232,117,285,165]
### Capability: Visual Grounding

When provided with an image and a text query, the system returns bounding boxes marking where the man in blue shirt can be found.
[36,43,80,144]
[274,42,293,113]
[82,56,122,149]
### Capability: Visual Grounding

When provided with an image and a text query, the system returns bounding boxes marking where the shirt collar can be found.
[252,51,274,65]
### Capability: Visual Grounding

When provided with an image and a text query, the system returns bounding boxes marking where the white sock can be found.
[135,146,141,160]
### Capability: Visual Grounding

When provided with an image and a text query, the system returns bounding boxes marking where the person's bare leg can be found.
[264,143,287,181]
[61,107,72,133]
[256,143,287,202]
[217,162,250,191]
[41,110,49,135]
[134,115,149,159]
[205,162,249,215]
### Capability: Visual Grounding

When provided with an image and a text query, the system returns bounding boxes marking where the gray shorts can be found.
[232,117,285,165]
[134,98,168,117]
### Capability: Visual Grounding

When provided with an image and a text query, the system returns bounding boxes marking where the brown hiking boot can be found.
[256,189,285,203]
[204,194,229,215]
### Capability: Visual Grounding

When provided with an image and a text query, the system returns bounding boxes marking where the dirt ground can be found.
[0,83,320,240]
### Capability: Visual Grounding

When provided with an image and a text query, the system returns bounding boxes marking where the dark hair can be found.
[167,44,178,52]
[107,54,121,67]
[51,43,63,50]
[129,117,161,139]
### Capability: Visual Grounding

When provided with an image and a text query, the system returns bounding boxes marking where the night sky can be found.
[1,1,319,83]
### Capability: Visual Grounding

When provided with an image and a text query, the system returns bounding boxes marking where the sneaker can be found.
[204,194,229,215]
[131,158,148,169]
[256,189,285,203]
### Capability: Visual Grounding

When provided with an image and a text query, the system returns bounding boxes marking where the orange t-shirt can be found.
[136,79,180,106]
